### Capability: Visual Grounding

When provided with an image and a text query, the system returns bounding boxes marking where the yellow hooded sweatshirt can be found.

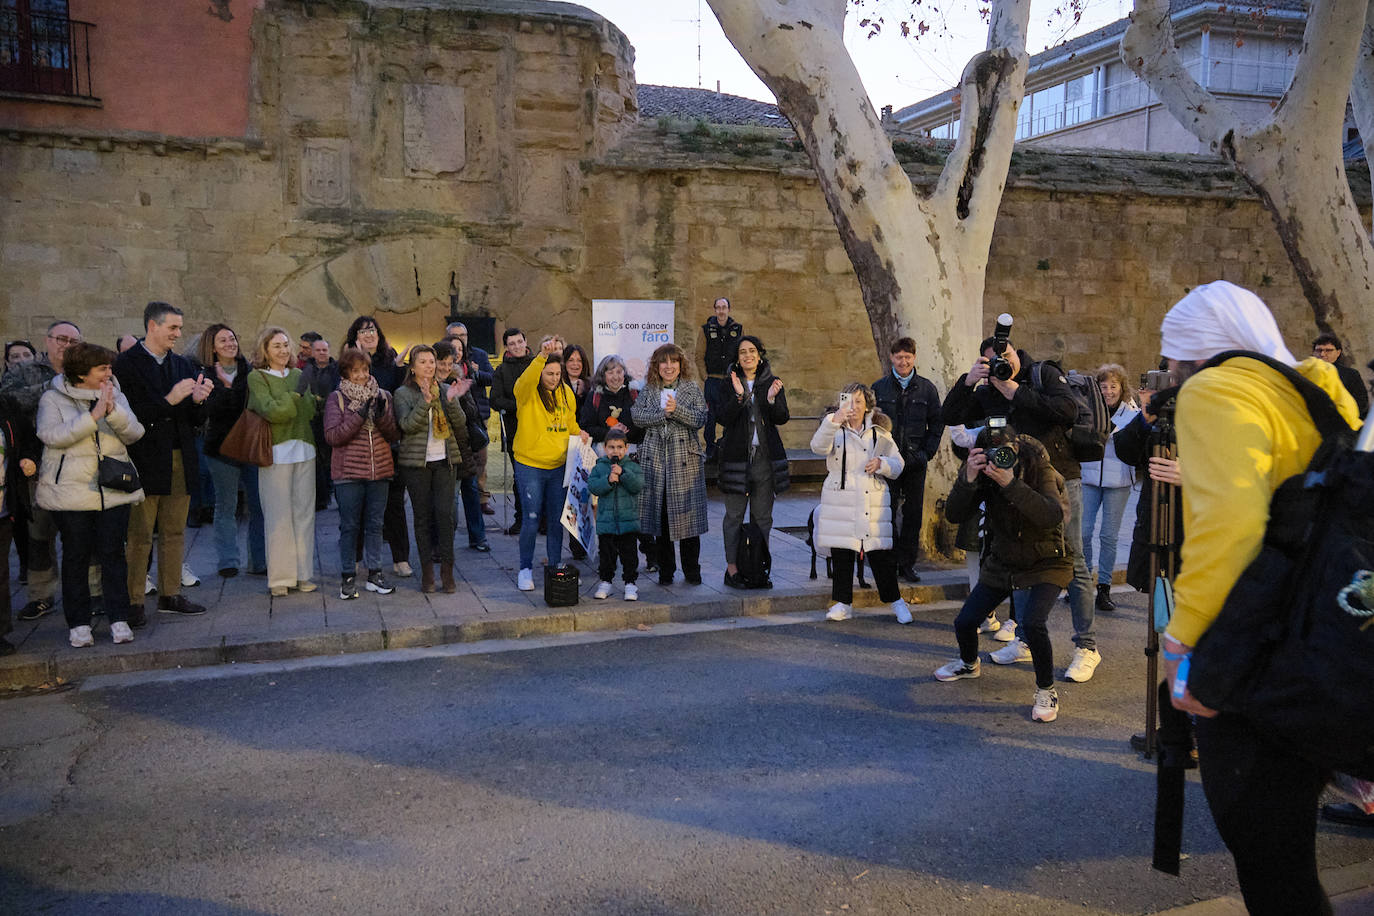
[1168,356,1363,646]
[512,353,581,470]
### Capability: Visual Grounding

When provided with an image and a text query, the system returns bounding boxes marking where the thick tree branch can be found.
[1272,0,1367,137]
[1122,0,1237,149]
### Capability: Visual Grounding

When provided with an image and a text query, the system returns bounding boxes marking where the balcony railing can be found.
[0,10,96,100]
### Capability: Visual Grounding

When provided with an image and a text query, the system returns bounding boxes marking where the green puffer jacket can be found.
[393,382,476,477]
[587,455,643,535]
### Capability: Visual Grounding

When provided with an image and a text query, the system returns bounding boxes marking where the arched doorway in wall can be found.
[261,236,589,357]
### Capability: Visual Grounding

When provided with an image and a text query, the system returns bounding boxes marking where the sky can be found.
[572,0,1133,112]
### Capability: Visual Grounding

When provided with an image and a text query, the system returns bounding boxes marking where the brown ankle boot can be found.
[440,562,456,593]
[420,561,436,593]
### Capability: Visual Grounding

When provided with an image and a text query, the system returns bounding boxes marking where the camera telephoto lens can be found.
[989,445,1018,469]
[989,357,1014,381]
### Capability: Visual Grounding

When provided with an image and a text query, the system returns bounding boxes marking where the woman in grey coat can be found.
[632,343,708,585]
[36,342,145,648]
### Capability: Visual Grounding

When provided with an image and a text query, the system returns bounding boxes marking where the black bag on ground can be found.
[735,521,773,589]
[544,564,580,607]
[1187,350,1374,779]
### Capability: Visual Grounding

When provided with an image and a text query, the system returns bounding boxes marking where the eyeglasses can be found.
[1313,346,1339,355]
[47,334,80,346]
[356,326,378,334]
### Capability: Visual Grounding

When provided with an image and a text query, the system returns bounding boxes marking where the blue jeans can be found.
[458,474,487,547]
[1063,478,1095,650]
[206,455,266,571]
[513,461,566,570]
[1081,483,1132,586]
[335,479,389,573]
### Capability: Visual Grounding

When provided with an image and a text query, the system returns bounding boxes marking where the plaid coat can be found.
[632,380,709,541]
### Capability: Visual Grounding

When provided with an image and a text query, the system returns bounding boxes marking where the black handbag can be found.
[95,429,141,493]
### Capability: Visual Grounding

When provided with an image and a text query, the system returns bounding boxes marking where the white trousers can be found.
[259,459,317,589]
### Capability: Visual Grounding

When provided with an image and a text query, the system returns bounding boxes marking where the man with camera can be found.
[941,317,1102,683]
[1158,280,1361,914]
[872,337,944,582]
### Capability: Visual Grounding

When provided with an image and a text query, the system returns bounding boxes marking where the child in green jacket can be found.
[587,428,643,600]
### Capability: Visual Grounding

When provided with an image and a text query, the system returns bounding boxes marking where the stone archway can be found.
[263,236,589,353]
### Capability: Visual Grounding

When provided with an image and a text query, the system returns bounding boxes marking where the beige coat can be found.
[36,376,145,512]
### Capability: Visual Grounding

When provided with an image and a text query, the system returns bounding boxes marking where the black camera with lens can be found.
[979,416,1018,472]
[987,313,1015,381]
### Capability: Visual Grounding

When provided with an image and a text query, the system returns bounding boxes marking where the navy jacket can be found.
[113,342,204,495]
[872,370,943,475]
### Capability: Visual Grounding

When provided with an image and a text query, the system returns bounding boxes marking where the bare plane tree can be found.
[1123,0,1374,356]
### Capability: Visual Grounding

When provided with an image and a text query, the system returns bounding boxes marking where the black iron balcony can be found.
[0,10,96,100]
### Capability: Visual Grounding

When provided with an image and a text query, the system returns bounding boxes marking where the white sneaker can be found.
[144,574,157,596]
[1064,647,1102,683]
[180,564,200,588]
[993,619,1018,642]
[517,568,535,591]
[393,561,414,578]
[593,580,614,599]
[623,583,638,601]
[69,625,94,648]
[825,602,853,621]
[296,581,317,593]
[990,638,1032,665]
[978,614,1002,634]
[934,658,981,681]
[891,598,913,624]
[1032,687,1059,722]
[111,621,134,644]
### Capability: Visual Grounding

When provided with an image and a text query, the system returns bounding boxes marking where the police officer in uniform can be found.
[701,296,742,460]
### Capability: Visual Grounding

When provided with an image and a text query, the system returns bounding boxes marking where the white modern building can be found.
[893,0,1308,153]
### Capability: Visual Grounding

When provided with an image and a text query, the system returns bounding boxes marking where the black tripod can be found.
[1140,400,1177,759]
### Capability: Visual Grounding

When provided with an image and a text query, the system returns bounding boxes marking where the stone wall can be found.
[2,0,1366,457]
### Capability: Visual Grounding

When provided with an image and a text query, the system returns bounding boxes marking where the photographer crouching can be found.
[935,417,1071,723]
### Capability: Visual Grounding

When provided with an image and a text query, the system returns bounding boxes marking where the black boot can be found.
[1095,583,1117,612]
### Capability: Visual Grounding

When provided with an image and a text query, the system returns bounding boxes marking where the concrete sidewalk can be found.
[3,489,1004,690]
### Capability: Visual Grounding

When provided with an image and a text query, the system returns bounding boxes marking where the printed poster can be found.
[561,436,599,557]
[591,299,675,390]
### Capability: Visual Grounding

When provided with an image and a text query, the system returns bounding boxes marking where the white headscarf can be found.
[1159,280,1297,365]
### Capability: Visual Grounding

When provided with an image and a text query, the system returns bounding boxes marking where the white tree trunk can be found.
[1350,0,1374,222]
[705,0,1030,385]
[1124,0,1374,357]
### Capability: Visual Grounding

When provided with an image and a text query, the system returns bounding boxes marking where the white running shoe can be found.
[1064,647,1102,683]
[593,580,614,599]
[623,583,638,601]
[111,621,134,644]
[144,575,157,596]
[825,602,853,621]
[978,614,1002,634]
[296,581,318,593]
[990,638,1032,665]
[891,598,913,624]
[69,625,94,648]
[993,619,1018,642]
[934,658,981,682]
[393,561,414,578]
[517,568,535,592]
[1032,687,1059,722]
[180,564,201,588]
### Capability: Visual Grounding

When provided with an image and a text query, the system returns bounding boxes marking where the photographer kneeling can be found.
[935,418,1071,723]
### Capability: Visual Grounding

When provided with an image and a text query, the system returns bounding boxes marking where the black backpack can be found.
[1031,360,1109,463]
[1187,351,1374,779]
[736,521,773,590]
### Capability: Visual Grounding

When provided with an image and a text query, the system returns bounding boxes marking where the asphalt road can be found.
[2,592,1371,915]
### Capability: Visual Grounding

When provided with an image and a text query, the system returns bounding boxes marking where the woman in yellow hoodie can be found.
[511,338,589,592]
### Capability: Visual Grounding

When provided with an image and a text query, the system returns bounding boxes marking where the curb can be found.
[0,580,971,690]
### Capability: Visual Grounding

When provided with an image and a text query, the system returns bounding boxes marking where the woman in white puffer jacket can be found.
[36,342,145,648]
[810,382,909,623]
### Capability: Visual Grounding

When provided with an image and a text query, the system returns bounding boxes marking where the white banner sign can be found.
[591,299,675,390]
[561,436,599,557]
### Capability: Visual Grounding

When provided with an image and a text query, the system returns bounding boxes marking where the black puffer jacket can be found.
[714,358,790,496]
[579,384,644,445]
[945,433,1071,590]
[872,371,943,473]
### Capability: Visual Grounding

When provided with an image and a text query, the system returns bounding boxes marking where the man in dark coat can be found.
[113,302,212,624]
[447,321,496,514]
[1311,333,1368,417]
[299,337,340,510]
[942,334,1102,683]
[872,336,944,582]
[1,319,81,621]
[487,327,534,534]
[700,296,742,460]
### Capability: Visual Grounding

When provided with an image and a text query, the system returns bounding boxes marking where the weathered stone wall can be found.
[2,0,1365,457]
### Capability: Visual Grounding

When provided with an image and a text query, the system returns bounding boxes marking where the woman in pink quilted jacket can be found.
[323,347,400,600]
